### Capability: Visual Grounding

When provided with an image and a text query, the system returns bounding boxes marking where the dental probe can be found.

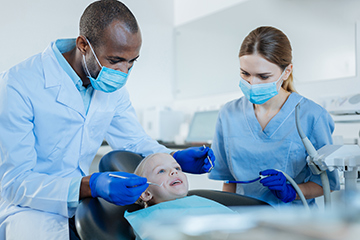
[224,175,268,184]
[203,145,214,172]
[109,173,163,187]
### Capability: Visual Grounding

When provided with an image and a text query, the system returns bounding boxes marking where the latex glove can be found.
[260,169,296,203]
[89,171,148,206]
[173,146,215,174]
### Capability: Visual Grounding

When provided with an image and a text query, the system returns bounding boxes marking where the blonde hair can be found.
[133,153,170,208]
[239,26,296,93]
[134,153,168,177]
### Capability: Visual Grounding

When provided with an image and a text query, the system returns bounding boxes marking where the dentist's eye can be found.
[109,59,120,64]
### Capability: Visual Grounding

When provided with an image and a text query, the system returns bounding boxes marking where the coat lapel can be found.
[41,43,86,119]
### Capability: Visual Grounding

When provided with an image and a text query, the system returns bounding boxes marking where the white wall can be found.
[0,0,90,72]
[121,0,174,113]
[174,0,248,26]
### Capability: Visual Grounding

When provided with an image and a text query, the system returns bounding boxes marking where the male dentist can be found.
[0,1,214,239]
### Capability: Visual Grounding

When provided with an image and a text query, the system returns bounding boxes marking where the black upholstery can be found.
[99,150,144,173]
[75,150,270,240]
[188,189,269,206]
[75,198,140,240]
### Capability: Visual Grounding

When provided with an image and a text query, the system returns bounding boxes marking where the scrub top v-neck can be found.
[209,92,340,206]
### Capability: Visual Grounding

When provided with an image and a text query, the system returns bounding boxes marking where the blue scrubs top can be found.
[208,93,340,206]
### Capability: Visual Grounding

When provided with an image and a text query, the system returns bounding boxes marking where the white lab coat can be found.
[0,42,170,239]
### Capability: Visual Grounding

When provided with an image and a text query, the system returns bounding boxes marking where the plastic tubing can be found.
[320,171,331,208]
[275,169,310,211]
[295,103,318,159]
[295,103,331,208]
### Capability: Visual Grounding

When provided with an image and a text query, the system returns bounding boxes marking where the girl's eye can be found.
[175,167,181,171]
[158,169,165,174]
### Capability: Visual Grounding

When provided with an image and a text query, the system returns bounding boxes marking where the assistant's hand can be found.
[89,171,148,205]
[173,146,215,174]
[260,169,296,203]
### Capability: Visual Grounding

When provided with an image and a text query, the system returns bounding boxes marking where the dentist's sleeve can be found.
[0,76,74,217]
[105,87,172,156]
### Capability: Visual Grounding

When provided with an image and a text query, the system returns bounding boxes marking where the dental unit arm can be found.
[295,103,360,208]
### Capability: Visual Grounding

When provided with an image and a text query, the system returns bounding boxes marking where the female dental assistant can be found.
[208,26,339,206]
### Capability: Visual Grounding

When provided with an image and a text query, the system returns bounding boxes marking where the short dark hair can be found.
[79,0,138,47]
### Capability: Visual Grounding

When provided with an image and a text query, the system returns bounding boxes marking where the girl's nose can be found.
[170,169,178,176]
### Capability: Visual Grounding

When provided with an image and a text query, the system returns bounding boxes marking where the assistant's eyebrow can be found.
[240,68,272,75]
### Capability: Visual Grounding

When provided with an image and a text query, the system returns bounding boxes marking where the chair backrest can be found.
[77,150,145,240]
[75,198,141,240]
[76,150,270,240]
[188,189,269,206]
[98,150,144,172]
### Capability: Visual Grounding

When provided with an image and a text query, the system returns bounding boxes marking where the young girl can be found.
[124,153,235,239]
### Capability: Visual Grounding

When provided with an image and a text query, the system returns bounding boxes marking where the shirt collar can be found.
[52,38,85,90]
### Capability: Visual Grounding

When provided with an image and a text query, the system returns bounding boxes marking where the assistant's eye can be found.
[241,71,250,77]
[259,75,270,80]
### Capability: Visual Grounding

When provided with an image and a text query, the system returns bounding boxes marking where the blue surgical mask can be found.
[83,39,131,93]
[239,69,286,105]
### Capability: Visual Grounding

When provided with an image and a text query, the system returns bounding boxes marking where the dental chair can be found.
[75,150,270,240]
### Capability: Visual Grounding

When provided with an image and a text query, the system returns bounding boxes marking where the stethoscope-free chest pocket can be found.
[225,136,304,180]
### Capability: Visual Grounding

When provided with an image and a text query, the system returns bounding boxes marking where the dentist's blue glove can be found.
[173,146,215,174]
[89,171,148,206]
[260,169,296,203]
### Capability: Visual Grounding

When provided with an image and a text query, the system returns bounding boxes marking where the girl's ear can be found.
[140,190,153,202]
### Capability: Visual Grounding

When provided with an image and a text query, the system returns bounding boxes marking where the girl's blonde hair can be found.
[133,153,169,208]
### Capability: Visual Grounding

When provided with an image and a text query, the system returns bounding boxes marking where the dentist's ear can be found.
[140,190,153,202]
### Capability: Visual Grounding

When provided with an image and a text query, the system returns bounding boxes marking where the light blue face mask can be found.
[83,39,132,93]
[239,69,286,105]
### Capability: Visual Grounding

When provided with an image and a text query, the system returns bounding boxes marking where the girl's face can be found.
[239,54,288,87]
[141,154,189,205]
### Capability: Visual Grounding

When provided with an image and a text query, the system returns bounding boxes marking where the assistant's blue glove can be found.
[89,171,148,206]
[260,169,296,203]
[173,146,215,174]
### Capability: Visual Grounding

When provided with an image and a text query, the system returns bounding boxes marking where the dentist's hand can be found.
[260,169,296,203]
[89,172,148,205]
[173,146,215,174]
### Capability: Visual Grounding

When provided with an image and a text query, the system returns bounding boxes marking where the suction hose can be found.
[295,103,331,208]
